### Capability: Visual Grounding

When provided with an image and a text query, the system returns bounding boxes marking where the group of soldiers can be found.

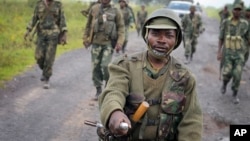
[217,1,250,104]
[82,0,148,100]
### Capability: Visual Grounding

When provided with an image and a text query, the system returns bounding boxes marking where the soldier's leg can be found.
[221,55,233,94]
[191,37,198,61]
[43,34,58,80]
[231,55,244,104]
[42,34,58,89]
[91,44,104,87]
[91,44,104,99]
[35,34,46,71]
[184,36,192,64]
[101,45,113,85]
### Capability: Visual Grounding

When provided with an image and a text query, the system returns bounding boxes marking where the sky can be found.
[193,0,250,8]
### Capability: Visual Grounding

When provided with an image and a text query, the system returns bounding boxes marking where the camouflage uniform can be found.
[219,5,250,103]
[218,6,231,24]
[119,0,135,53]
[182,6,203,63]
[243,8,250,66]
[136,5,148,36]
[25,0,67,87]
[99,9,202,141]
[83,2,125,98]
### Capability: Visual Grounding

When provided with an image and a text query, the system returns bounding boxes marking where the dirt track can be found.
[0,12,250,141]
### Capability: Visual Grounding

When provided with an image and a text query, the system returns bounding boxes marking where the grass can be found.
[1,1,219,87]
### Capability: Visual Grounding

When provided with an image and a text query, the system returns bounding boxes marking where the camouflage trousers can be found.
[183,35,198,57]
[35,32,58,80]
[222,49,245,92]
[121,27,129,53]
[244,45,249,66]
[91,44,113,87]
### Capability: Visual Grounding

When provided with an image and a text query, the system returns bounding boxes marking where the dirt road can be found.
[0,13,249,141]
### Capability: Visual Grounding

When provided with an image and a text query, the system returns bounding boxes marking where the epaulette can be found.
[169,58,188,82]
[112,53,143,65]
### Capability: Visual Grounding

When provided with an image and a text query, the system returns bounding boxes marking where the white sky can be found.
[194,0,250,8]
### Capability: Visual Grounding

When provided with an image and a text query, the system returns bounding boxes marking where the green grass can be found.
[0,0,191,86]
[204,6,220,20]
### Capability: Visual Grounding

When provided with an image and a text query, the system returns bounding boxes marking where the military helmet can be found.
[141,8,182,50]
[118,0,128,4]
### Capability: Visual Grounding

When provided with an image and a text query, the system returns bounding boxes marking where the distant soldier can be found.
[126,0,136,27]
[24,0,67,89]
[118,0,135,54]
[81,0,101,17]
[243,7,250,67]
[182,5,203,64]
[83,0,125,100]
[218,5,231,24]
[217,4,250,104]
[136,4,148,36]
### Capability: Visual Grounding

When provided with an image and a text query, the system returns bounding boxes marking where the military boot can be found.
[232,90,239,104]
[220,81,227,94]
[94,86,102,101]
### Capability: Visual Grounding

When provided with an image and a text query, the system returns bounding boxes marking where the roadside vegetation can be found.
[0,0,220,87]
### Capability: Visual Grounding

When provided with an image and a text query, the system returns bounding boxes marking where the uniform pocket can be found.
[161,92,186,114]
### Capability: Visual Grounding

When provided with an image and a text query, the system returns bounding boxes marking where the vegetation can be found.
[0,0,163,87]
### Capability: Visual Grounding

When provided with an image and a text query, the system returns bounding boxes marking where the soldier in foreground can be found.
[182,5,203,64]
[98,8,202,141]
[217,4,250,104]
[24,0,67,89]
[83,0,125,100]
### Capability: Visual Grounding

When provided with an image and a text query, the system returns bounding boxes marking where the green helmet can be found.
[141,8,182,50]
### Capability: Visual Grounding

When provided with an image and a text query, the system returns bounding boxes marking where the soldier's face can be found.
[102,0,111,4]
[232,8,242,18]
[147,29,177,55]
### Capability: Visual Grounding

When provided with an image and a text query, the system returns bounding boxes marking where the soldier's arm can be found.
[58,2,67,32]
[26,4,39,32]
[83,6,94,40]
[115,9,125,46]
[177,73,202,141]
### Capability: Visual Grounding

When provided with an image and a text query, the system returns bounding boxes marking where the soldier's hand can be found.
[59,32,67,45]
[217,50,222,61]
[83,40,91,48]
[115,43,122,53]
[108,110,131,136]
[24,30,30,41]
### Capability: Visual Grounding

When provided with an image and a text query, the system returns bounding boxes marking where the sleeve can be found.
[177,73,203,141]
[98,59,130,128]
[115,8,125,46]
[58,2,67,32]
[83,5,94,40]
[26,4,39,31]
[219,20,226,41]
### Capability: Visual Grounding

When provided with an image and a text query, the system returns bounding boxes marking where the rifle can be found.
[84,120,129,141]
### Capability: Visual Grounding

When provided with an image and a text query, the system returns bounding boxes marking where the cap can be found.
[233,4,242,10]
[145,18,177,29]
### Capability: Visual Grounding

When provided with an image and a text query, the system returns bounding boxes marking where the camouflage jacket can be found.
[136,10,147,24]
[26,0,67,34]
[120,6,134,27]
[182,13,202,38]
[99,51,202,141]
[219,17,250,50]
[83,3,125,46]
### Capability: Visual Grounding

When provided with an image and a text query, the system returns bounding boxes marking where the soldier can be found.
[80,0,101,17]
[217,4,250,104]
[118,0,134,54]
[244,7,250,67]
[83,0,125,100]
[182,5,203,64]
[98,8,202,140]
[24,0,67,89]
[218,5,231,24]
[136,4,148,37]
